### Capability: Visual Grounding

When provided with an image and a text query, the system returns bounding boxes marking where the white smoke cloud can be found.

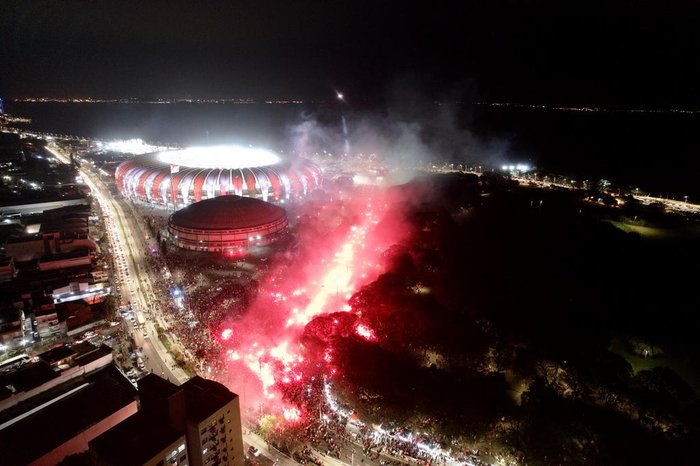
[285,79,515,175]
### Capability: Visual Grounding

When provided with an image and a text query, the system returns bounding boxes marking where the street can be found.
[47,144,188,384]
[46,142,423,466]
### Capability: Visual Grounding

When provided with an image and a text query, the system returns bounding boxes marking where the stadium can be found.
[115,145,322,207]
[168,195,289,252]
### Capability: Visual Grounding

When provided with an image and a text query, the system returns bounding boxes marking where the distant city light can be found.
[501,163,532,173]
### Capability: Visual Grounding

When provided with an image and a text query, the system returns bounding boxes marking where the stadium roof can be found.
[170,195,287,231]
[157,145,281,169]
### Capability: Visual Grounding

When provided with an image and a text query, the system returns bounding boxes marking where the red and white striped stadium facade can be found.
[115,146,322,207]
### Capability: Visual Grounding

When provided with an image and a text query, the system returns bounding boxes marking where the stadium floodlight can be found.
[99,138,169,154]
[157,145,281,169]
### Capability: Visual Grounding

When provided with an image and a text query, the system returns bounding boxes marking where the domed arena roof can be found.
[170,195,287,231]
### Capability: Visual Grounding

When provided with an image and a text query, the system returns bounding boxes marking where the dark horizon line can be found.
[7,96,700,114]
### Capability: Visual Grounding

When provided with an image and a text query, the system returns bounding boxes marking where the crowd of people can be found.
[355,425,450,466]
[292,446,324,466]
[287,390,497,466]
[305,411,349,459]
[132,204,501,466]
[134,210,249,369]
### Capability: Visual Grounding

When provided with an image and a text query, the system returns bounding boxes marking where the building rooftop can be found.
[181,376,238,423]
[138,372,182,398]
[0,365,137,465]
[0,194,88,209]
[40,247,92,262]
[5,230,91,244]
[137,374,239,424]
[89,412,184,465]
[74,343,113,367]
[38,344,78,366]
[0,360,58,399]
[0,307,22,326]
[12,263,93,292]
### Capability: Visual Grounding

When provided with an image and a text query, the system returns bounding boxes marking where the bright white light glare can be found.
[337,92,344,100]
[501,163,532,173]
[157,145,280,169]
[352,174,371,185]
[99,138,168,154]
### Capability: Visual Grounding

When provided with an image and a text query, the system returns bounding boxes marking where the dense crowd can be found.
[355,425,449,465]
[134,209,251,370]
[292,446,323,466]
[134,205,499,466]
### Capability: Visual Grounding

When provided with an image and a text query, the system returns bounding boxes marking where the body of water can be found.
[7,101,306,149]
[7,101,700,199]
[471,106,700,200]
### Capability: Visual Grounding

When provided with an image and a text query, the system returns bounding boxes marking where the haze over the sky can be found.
[1,0,699,106]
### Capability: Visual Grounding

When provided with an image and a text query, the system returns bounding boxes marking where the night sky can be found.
[1,0,699,105]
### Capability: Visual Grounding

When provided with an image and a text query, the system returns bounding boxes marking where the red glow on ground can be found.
[215,188,409,419]
[355,323,377,341]
[224,247,247,258]
[283,406,301,422]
